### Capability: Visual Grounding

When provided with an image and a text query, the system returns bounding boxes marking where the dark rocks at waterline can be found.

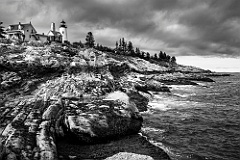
[127,91,149,112]
[135,79,170,92]
[151,72,215,85]
[57,134,171,160]
[178,76,215,82]
[62,97,143,144]
[204,73,232,77]
[158,79,199,86]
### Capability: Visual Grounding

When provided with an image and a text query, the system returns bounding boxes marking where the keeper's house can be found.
[5,22,48,43]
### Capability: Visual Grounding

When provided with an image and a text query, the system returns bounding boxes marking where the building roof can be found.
[5,30,23,34]
[6,22,37,33]
[35,33,48,37]
[47,30,62,37]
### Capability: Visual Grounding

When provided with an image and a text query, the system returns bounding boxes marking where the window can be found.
[27,30,29,32]
[62,31,64,34]
[29,35,31,38]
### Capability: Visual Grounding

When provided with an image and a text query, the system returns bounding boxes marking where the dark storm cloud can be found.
[1,0,240,57]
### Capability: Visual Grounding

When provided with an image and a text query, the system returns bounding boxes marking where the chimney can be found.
[51,22,55,32]
[18,22,22,30]
[42,33,44,35]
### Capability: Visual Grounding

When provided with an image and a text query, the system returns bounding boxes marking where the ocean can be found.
[142,73,240,160]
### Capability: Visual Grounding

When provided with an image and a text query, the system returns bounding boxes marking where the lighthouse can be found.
[59,20,68,43]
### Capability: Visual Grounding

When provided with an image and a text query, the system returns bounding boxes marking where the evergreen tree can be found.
[146,52,150,60]
[141,51,145,58]
[96,43,100,49]
[0,22,6,39]
[154,53,158,60]
[163,52,167,60]
[119,38,122,48]
[115,41,118,49]
[159,51,164,60]
[122,38,125,51]
[122,38,125,46]
[127,41,133,52]
[166,55,171,62]
[85,32,95,48]
[99,44,103,50]
[79,41,84,48]
[135,47,141,57]
[72,40,84,48]
[171,56,176,63]
[124,43,127,52]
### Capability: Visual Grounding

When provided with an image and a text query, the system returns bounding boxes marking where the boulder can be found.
[135,79,170,92]
[105,152,154,160]
[63,92,143,143]
[36,121,57,160]
[127,91,149,112]
[0,71,22,90]
[57,134,171,160]
[42,104,62,120]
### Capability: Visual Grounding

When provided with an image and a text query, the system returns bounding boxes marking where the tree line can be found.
[72,32,176,63]
[114,37,176,63]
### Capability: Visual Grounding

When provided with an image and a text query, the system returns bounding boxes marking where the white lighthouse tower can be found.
[59,20,67,43]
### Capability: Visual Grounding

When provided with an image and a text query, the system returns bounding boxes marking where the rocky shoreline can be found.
[0,43,225,160]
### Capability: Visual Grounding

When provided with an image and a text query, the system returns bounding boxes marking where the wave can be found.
[148,102,170,111]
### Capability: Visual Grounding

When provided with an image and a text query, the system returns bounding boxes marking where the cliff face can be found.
[0,43,214,160]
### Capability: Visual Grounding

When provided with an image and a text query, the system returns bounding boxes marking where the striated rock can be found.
[42,104,62,120]
[0,138,5,160]
[5,152,17,160]
[105,152,154,160]
[2,111,28,137]
[127,91,149,112]
[4,129,25,154]
[0,71,22,90]
[36,121,57,160]
[63,92,143,143]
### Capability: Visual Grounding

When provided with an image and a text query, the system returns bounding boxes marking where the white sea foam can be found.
[148,102,170,111]
[169,85,195,90]
[173,93,190,98]
[142,127,165,134]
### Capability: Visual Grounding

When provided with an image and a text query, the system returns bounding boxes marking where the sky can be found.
[0,0,240,72]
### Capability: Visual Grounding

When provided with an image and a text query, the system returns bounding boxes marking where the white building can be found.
[6,20,68,44]
[5,22,37,42]
[47,20,68,43]
[59,20,68,43]
[47,22,62,43]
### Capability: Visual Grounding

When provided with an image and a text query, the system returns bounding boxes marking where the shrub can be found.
[0,38,11,44]
[28,40,44,47]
